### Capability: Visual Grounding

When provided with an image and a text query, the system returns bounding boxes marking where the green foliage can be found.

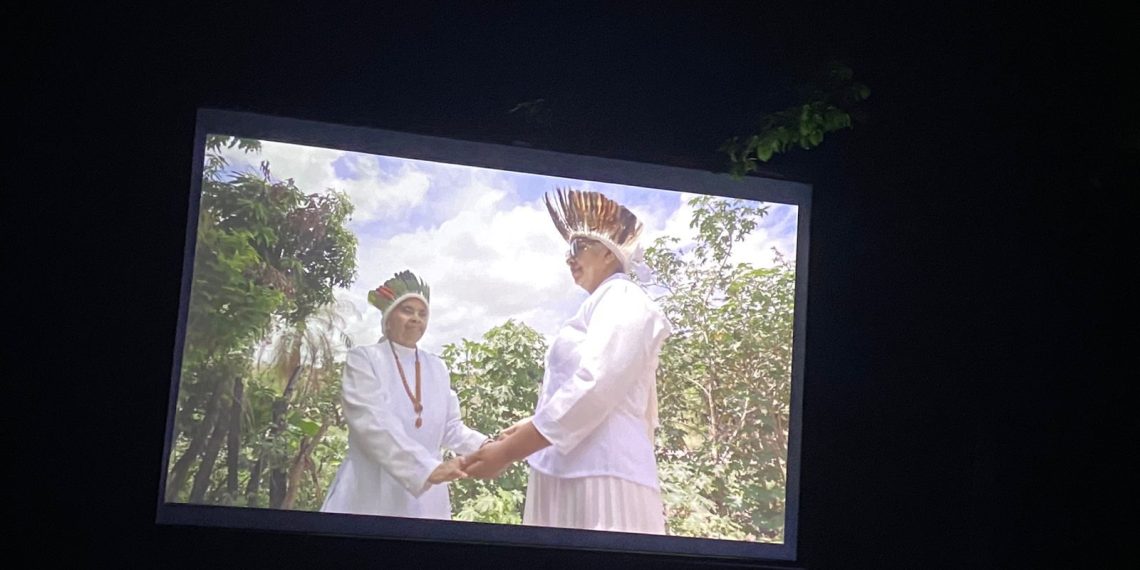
[166,135,357,509]
[645,196,794,542]
[200,158,357,325]
[658,460,748,539]
[441,320,546,523]
[721,62,870,176]
[442,197,794,542]
[170,137,796,543]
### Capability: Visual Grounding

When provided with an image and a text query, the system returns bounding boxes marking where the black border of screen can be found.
[156,108,811,564]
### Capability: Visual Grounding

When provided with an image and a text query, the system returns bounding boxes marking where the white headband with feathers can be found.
[544,188,651,281]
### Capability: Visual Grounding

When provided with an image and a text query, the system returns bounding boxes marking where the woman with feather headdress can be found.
[320,270,490,519]
[463,189,672,534]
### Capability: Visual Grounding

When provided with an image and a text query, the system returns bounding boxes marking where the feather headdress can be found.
[368,270,431,330]
[544,188,646,275]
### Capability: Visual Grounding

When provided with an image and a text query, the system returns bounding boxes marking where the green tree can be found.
[257,301,356,509]
[441,198,794,540]
[644,196,796,541]
[720,62,870,176]
[166,136,358,508]
[441,320,547,523]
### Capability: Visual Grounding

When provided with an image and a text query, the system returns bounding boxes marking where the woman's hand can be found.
[427,456,468,484]
[462,442,512,479]
[467,420,552,479]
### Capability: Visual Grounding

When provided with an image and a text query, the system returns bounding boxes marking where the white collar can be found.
[385,338,418,357]
[593,271,628,292]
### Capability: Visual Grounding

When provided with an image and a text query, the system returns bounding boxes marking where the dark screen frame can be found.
[156,108,811,563]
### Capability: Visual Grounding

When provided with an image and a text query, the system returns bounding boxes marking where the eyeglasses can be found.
[565,239,598,260]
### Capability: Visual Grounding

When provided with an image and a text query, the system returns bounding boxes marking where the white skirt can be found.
[522,469,666,535]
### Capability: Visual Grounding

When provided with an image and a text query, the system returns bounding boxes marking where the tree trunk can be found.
[281,420,330,509]
[707,377,719,458]
[225,377,244,498]
[189,391,231,503]
[173,392,206,443]
[308,458,322,498]
[269,365,303,508]
[165,378,225,502]
[246,456,263,508]
[267,399,288,509]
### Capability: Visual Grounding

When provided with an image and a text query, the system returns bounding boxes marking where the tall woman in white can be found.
[464,189,672,534]
[321,270,489,519]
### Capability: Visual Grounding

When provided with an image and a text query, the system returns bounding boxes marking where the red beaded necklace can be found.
[388,339,423,428]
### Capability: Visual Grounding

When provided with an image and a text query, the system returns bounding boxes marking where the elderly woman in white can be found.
[321,270,489,519]
[464,189,672,534]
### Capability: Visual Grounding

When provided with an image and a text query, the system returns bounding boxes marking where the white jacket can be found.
[321,341,487,518]
[529,273,672,490]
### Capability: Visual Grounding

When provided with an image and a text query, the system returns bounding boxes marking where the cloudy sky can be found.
[210,137,799,355]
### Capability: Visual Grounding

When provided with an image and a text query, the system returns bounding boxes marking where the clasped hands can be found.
[427,417,531,484]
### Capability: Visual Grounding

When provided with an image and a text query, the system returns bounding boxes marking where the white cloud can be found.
[731,202,799,268]
[210,140,798,357]
[342,158,430,223]
[217,140,428,223]
[333,189,797,356]
[338,185,585,355]
[646,193,798,269]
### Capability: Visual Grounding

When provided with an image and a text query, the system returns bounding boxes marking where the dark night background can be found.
[17,1,1131,567]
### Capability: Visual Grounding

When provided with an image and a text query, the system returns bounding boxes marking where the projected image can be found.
[165,135,798,543]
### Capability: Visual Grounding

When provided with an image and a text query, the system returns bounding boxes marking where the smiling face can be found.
[565,237,621,293]
[385,298,429,347]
